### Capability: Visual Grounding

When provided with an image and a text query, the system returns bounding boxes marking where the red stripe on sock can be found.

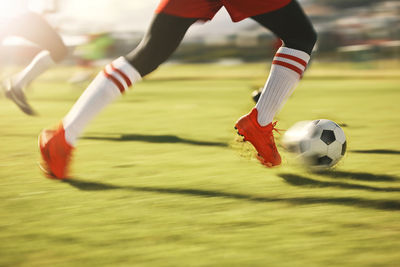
[275,53,307,68]
[272,60,303,76]
[103,69,125,93]
[110,63,132,87]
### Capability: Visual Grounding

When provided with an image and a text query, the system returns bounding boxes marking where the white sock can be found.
[11,50,55,91]
[255,47,310,126]
[63,57,142,146]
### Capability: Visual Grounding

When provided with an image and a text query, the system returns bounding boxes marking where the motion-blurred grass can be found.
[0,61,399,266]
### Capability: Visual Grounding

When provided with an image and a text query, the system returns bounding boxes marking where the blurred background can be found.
[1,0,399,66]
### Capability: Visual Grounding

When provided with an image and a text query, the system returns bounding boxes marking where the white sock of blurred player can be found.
[255,47,310,126]
[63,57,141,146]
[10,50,56,92]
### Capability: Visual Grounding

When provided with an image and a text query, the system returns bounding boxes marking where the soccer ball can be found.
[282,119,347,168]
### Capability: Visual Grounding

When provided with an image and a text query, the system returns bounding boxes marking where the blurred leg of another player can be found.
[1,12,68,115]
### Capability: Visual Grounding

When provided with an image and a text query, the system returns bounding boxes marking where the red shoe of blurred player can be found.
[235,108,281,167]
[38,123,74,179]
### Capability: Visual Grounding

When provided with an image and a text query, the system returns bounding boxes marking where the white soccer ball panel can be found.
[315,119,337,131]
[310,125,323,140]
[333,127,346,144]
[310,138,328,155]
[327,141,343,161]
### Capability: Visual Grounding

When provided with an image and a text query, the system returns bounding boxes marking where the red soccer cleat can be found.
[235,108,281,167]
[38,123,74,179]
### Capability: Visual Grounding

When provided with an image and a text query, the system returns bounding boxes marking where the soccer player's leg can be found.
[38,13,197,179]
[235,0,317,167]
[2,78,36,115]
[2,12,68,115]
[126,13,198,76]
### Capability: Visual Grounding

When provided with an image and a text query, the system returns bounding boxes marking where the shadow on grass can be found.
[279,174,400,193]
[351,149,400,155]
[314,170,399,182]
[83,134,227,147]
[62,179,400,211]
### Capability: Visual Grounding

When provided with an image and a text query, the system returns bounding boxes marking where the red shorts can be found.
[156,0,292,22]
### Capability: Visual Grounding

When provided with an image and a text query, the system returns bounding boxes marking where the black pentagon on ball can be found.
[321,130,336,145]
[341,141,347,156]
[317,156,333,166]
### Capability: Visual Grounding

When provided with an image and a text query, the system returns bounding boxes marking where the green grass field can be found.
[0,61,399,266]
